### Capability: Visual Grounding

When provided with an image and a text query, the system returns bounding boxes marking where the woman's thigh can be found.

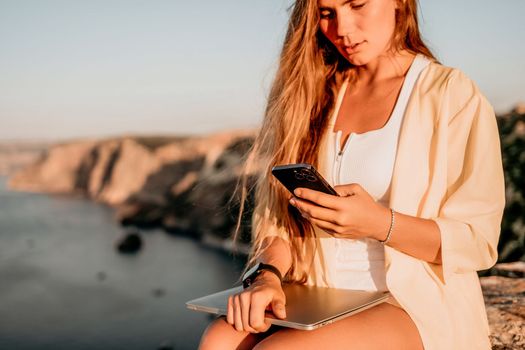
[253,303,424,350]
[198,316,284,350]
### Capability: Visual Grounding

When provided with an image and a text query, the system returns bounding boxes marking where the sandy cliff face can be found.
[8,131,258,246]
[9,132,254,198]
[9,140,98,193]
[84,138,161,205]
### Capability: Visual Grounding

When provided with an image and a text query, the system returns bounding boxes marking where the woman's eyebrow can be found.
[319,0,355,10]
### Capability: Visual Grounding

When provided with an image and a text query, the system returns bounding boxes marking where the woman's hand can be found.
[289,183,390,240]
[226,272,287,333]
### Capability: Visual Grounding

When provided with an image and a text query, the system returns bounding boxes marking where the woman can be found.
[199,0,505,349]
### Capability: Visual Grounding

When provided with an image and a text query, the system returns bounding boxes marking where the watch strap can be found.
[258,262,283,282]
[242,262,282,289]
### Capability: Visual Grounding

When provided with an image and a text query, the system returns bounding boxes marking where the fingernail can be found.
[289,198,296,206]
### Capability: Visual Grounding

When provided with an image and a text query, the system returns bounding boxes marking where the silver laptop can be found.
[186,283,391,330]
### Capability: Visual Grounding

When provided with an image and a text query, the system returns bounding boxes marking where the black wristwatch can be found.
[242,262,283,289]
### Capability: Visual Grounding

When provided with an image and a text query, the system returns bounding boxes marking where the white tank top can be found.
[306,54,431,291]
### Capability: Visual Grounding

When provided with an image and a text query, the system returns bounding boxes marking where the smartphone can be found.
[271,163,338,196]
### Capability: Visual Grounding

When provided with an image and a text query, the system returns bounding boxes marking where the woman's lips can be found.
[344,41,363,54]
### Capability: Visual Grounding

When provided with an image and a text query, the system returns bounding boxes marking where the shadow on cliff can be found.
[75,143,121,197]
[115,136,255,249]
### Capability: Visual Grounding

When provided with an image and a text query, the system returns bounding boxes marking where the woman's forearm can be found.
[257,236,293,279]
[289,185,443,265]
[373,207,442,265]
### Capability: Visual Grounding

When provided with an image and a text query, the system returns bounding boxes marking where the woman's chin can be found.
[343,53,368,67]
[337,46,371,66]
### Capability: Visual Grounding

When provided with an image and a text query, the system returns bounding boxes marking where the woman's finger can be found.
[250,293,272,332]
[308,216,343,235]
[226,295,234,325]
[291,197,340,223]
[333,183,362,197]
[233,294,244,332]
[240,292,258,333]
[293,188,342,209]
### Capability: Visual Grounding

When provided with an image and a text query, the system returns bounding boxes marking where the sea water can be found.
[0,176,246,350]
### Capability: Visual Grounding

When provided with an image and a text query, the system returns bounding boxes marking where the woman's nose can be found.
[336,12,357,40]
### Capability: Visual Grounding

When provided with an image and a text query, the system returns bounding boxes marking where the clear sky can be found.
[1,0,524,141]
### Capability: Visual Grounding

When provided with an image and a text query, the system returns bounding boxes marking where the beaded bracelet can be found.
[378,208,395,245]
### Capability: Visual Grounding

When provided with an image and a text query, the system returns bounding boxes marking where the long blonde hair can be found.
[232,0,436,284]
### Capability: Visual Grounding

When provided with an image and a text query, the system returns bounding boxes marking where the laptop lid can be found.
[186,283,391,330]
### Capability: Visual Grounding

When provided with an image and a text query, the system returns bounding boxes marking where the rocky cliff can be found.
[497,105,525,263]
[8,131,258,250]
[481,262,525,349]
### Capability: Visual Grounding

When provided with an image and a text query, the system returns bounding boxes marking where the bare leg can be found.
[198,316,283,350]
[252,303,424,350]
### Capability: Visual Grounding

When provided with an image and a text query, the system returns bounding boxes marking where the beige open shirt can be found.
[257,61,505,349]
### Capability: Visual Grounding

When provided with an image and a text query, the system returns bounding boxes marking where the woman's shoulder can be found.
[416,57,493,120]
[418,59,481,97]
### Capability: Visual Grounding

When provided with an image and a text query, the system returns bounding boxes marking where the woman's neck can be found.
[353,50,416,86]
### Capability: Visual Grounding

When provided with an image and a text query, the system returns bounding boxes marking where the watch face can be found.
[243,262,261,281]
[242,263,263,288]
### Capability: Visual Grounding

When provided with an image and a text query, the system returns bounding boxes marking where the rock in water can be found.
[151,288,166,298]
[96,271,107,281]
[157,341,174,350]
[115,231,143,254]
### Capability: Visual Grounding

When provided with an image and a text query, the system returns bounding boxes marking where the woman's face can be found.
[317,0,399,66]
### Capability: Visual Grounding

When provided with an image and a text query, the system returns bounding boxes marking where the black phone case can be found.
[271,163,338,196]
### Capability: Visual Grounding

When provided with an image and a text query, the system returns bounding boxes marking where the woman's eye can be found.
[351,2,366,10]
[319,10,333,19]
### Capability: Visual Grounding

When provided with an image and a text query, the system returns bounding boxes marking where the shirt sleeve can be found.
[430,70,506,285]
